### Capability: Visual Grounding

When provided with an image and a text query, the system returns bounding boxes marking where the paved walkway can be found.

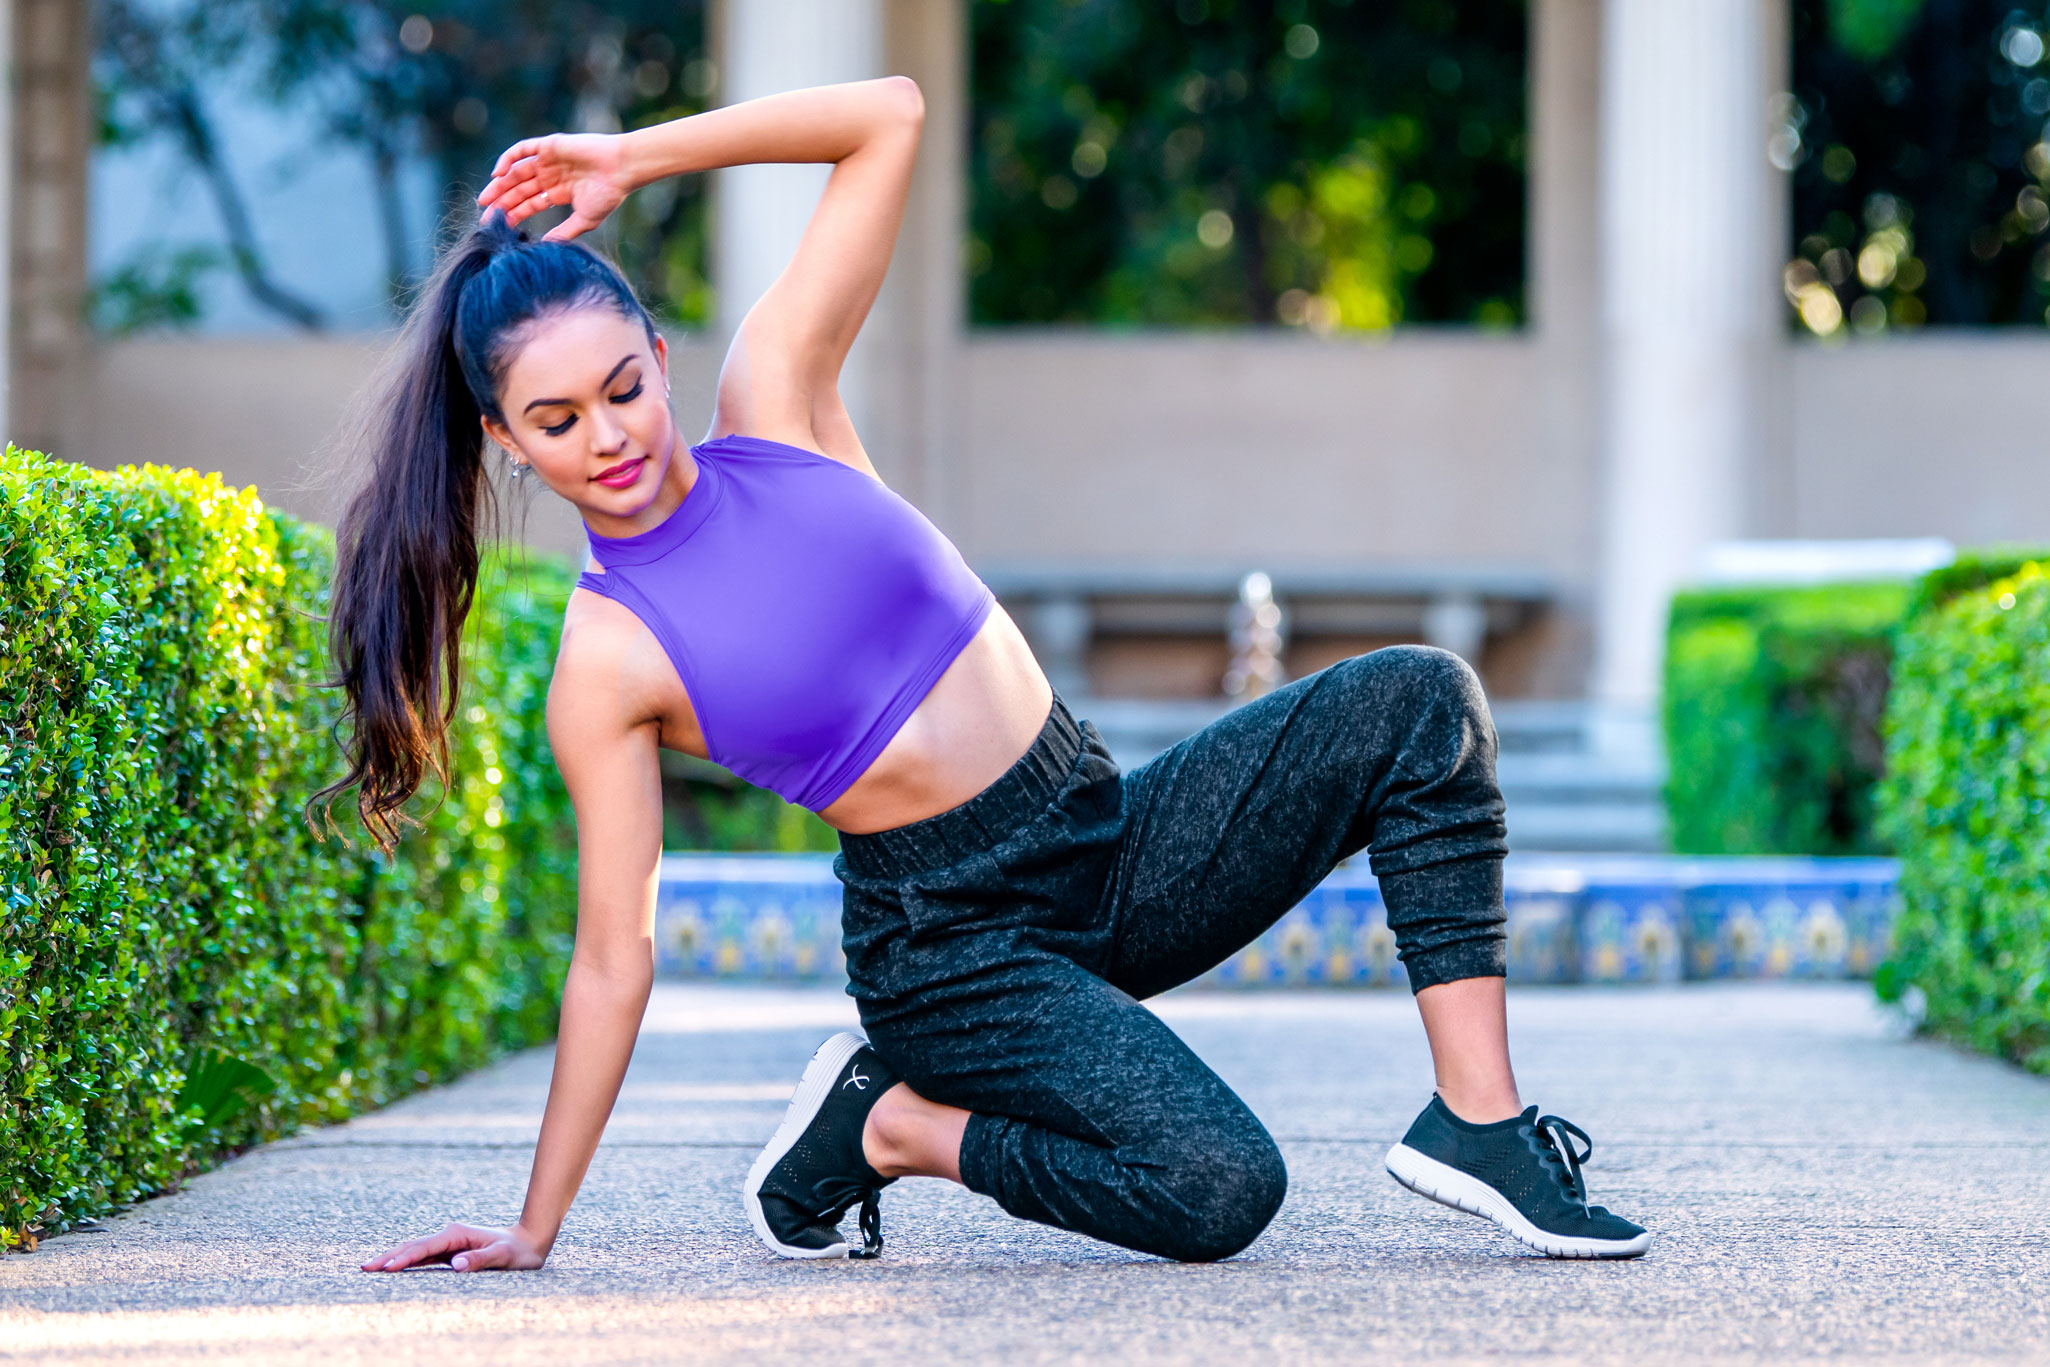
[5,983,2048,1365]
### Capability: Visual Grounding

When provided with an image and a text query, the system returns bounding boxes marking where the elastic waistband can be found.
[838,695,1085,880]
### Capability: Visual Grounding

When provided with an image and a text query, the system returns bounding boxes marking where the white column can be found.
[714,0,885,424]
[1594,0,1778,710]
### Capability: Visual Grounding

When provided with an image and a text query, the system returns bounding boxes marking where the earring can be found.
[509,456,528,482]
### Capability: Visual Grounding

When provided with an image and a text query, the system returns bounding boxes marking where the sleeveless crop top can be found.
[574,434,996,811]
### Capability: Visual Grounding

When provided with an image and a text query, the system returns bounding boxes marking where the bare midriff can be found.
[815,603,1054,835]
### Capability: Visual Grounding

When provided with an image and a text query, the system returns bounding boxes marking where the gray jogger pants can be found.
[834,646,1510,1262]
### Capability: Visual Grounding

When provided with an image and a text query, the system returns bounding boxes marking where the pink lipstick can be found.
[593,456,645,490]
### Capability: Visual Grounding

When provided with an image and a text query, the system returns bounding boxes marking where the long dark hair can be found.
[314,211,657,849]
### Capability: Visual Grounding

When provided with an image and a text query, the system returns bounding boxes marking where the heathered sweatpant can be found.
[834,646,1510,1263]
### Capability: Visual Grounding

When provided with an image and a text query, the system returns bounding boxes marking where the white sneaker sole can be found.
[743,1031,873,1259]
[1385,1142,1652,1259]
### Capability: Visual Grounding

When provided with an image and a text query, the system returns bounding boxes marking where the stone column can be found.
[713,0,885,430]
[876,0,968,513]
[1525,0,1606,698]
[1593,0,1779,710]
[9,0,88,458]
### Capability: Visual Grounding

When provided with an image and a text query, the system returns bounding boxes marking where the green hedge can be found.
[1878,558,2050,1074]
[0,448,578,1250]
[1903,544,2050,619]
[1663,582,1909,855]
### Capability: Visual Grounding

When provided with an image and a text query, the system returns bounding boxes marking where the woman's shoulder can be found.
[552,589,655,711]
[552,582,701,745]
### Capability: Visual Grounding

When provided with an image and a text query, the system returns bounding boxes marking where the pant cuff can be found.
[1401,938,1507,993]
[957,1112,1006,1199]
[1378,855,1508,994]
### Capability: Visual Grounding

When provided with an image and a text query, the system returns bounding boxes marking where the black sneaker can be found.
[1385,1096,1651,1259]
[743,1031,899,1259]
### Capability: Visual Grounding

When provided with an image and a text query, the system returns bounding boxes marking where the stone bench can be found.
[975,559,1556,699]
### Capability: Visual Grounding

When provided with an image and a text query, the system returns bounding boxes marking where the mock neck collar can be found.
[582,445,723,566]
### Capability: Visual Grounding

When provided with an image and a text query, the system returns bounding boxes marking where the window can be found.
[1786,0,2050,334]
[968,0,1528,332]
[90,1,711,336]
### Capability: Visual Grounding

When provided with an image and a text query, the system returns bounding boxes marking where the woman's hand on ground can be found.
[477,133,631,241]
[360,1221,550,1273]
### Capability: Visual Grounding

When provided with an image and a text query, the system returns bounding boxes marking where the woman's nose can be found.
[588,411,628,454]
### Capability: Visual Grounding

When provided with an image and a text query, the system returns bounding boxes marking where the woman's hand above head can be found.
[477,133,633,241]
[361,1220,551,1273]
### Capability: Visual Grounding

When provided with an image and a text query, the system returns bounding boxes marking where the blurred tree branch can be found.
[92,0,712,331]
[97,0,329,331]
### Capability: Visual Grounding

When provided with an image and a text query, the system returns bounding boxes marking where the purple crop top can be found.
[575,434,995,811]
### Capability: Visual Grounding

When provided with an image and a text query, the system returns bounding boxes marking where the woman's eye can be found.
[542,415,576,438]
[611,380,644,404]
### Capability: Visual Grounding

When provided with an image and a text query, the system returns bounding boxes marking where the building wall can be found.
[70,333,728,560]
[69,326,2050,677]
[951,333,1558,569]
[1786,337,2050,544]
[48,0,2050,705]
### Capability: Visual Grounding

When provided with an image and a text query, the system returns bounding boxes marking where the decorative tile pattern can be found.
[653,852,1901,988]
[655,855,845,982]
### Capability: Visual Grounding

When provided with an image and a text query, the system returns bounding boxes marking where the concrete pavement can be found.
[5,982,2048,1365]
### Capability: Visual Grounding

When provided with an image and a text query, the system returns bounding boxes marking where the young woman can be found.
[346,78,1648,1273]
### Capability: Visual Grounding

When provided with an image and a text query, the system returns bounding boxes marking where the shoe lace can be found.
[850,1188,883,1260]
[1530,1113,1594,1206]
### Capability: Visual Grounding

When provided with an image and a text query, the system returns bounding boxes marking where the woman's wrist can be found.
[514,1218,559,1255]
[618,119,699,193]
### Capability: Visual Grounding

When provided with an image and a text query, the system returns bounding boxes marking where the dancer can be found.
[347,79,1648,1273]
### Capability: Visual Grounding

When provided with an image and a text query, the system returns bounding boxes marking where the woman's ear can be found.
[481,414,520,460]
[654,332,670,393]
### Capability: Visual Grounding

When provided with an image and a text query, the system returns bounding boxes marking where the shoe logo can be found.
[843,1066,870,1092]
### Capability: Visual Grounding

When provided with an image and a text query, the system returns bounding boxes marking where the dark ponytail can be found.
[314,211,656,849]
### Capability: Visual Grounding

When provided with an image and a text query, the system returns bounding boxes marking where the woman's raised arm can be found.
[476,78,925,472]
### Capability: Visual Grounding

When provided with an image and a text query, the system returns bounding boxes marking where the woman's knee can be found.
[1150,1129,1289,1262]
[1330,644,1491,736]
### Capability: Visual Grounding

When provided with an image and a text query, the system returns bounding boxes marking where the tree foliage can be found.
[92,0,711,332]
[969,0,1527,330]
[1788,0,2050,333]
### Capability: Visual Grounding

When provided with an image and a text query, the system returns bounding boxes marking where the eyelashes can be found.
[538,379,646,438]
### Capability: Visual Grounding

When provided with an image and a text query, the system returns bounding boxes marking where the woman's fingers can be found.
[361,1239,432,1271]
[478,165,543,215]
[489,137,547,182]
[449,1238,515,1272]
[492,183,548,227]
[360,1223,481,1272]
[542,208,602,243]
[499,178,573,229]
[377,1235,454,1271]
[362,1224,542,1273]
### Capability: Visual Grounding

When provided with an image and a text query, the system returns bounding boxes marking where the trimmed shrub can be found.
[1878,558,2050,1074]
[0,448,577,1250]
[1904,544,2050,619]
[1664,583,1908,855]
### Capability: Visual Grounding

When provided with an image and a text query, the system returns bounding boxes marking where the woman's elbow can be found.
[567,948,655,998]
[876,74,924,128]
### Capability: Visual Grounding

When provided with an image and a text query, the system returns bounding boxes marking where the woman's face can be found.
[482,306,678,525]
